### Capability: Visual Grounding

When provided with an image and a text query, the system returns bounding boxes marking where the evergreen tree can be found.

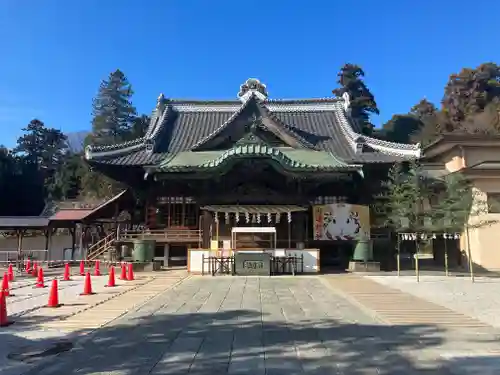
[376,160,432,278]
[128,114,150,140]
[332,63,380,135]
[431,172,497,281]
[51,153,87,200]
[13,119,68,205]
[80,69,137,198]
[90,69,137,144]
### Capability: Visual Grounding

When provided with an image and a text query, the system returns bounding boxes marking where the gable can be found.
[192,98,310,151]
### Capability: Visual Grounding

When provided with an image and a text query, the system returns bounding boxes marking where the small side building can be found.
[423,134,500,271]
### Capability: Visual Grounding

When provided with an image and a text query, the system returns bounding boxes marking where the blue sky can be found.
[0,0,499,147]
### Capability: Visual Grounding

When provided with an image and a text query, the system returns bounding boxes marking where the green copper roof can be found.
[150,145,362,174]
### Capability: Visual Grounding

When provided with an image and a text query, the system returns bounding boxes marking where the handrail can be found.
[120,229,202,244]
[87,232,116,261]
[87,232,115,254]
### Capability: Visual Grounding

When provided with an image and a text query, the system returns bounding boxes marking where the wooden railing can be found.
[87,232,116,261]
[119,229,202,243]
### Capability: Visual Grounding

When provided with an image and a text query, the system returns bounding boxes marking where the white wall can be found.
[187,248,319,274]
[0,234,74,264]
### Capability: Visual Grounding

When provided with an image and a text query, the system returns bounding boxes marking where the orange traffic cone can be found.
[0,291,12,327]
[127,263,134,281]
[62,263,71,281]
[35,268,45,288]
[31,262,38,277]
[46,279,61,308]
[79,260,85,276]
[105,266,116,287]
[1,273,10,297]
[25,259,31,273]
[119,263,127,280]
[7,264,14,282]
[80,272,94,295]
[94,260,101,276]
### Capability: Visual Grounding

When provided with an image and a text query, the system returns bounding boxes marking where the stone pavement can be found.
[323,274,490,329]
[0,269,187,375]
[10,275,500,375]
[366,274,500,329]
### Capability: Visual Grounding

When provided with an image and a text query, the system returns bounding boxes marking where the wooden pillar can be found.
[16,229,24,262]
[70,226,76,257]
[201,210,212,249]
[78,223,84,256]
[44,227,52,261]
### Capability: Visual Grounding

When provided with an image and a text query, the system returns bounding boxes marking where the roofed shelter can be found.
[0,190,136,264]
[84,78,421,270]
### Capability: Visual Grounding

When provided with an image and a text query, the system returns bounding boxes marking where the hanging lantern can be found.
[287,211,292,223]
[245,212,250,223]
[224,212,229,224]
[235,212,239,223]
[267,212,271,223]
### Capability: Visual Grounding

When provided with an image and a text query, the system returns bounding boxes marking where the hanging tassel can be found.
[214,212,219,223]
[257,214,261,224]
[245,212,250,223]
[432,233,436,240]
[267,212,271,223]
[443,233,448,240]
[454,233,460,239]
[224,212,229,224]
[287,211,292,223]
[235,212,239,223]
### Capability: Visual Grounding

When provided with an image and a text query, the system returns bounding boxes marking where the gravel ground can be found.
[365,275,500,328]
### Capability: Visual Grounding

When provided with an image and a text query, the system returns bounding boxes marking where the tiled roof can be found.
[85,79,421,166]
[0,217,50,229]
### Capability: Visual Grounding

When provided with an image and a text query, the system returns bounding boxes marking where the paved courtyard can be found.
[6,275,500,375]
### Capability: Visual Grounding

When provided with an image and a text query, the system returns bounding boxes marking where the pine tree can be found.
[332,63,379,135]
[13,119,68,204]
[376,160,432,278]
[431,172,497,281]
[90,69,137,144]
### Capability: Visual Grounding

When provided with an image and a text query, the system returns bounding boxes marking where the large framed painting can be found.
[313,203,370,240]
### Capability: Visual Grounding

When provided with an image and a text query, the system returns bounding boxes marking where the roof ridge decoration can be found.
[238,78,268,101]
[334,93,422,158]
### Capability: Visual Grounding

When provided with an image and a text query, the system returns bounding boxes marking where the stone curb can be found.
[16,273,190,375]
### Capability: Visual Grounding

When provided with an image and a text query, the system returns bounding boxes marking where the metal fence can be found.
[201,254,304,276]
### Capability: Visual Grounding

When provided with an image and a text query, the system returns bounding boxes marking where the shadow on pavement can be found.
[0,308,497,375]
